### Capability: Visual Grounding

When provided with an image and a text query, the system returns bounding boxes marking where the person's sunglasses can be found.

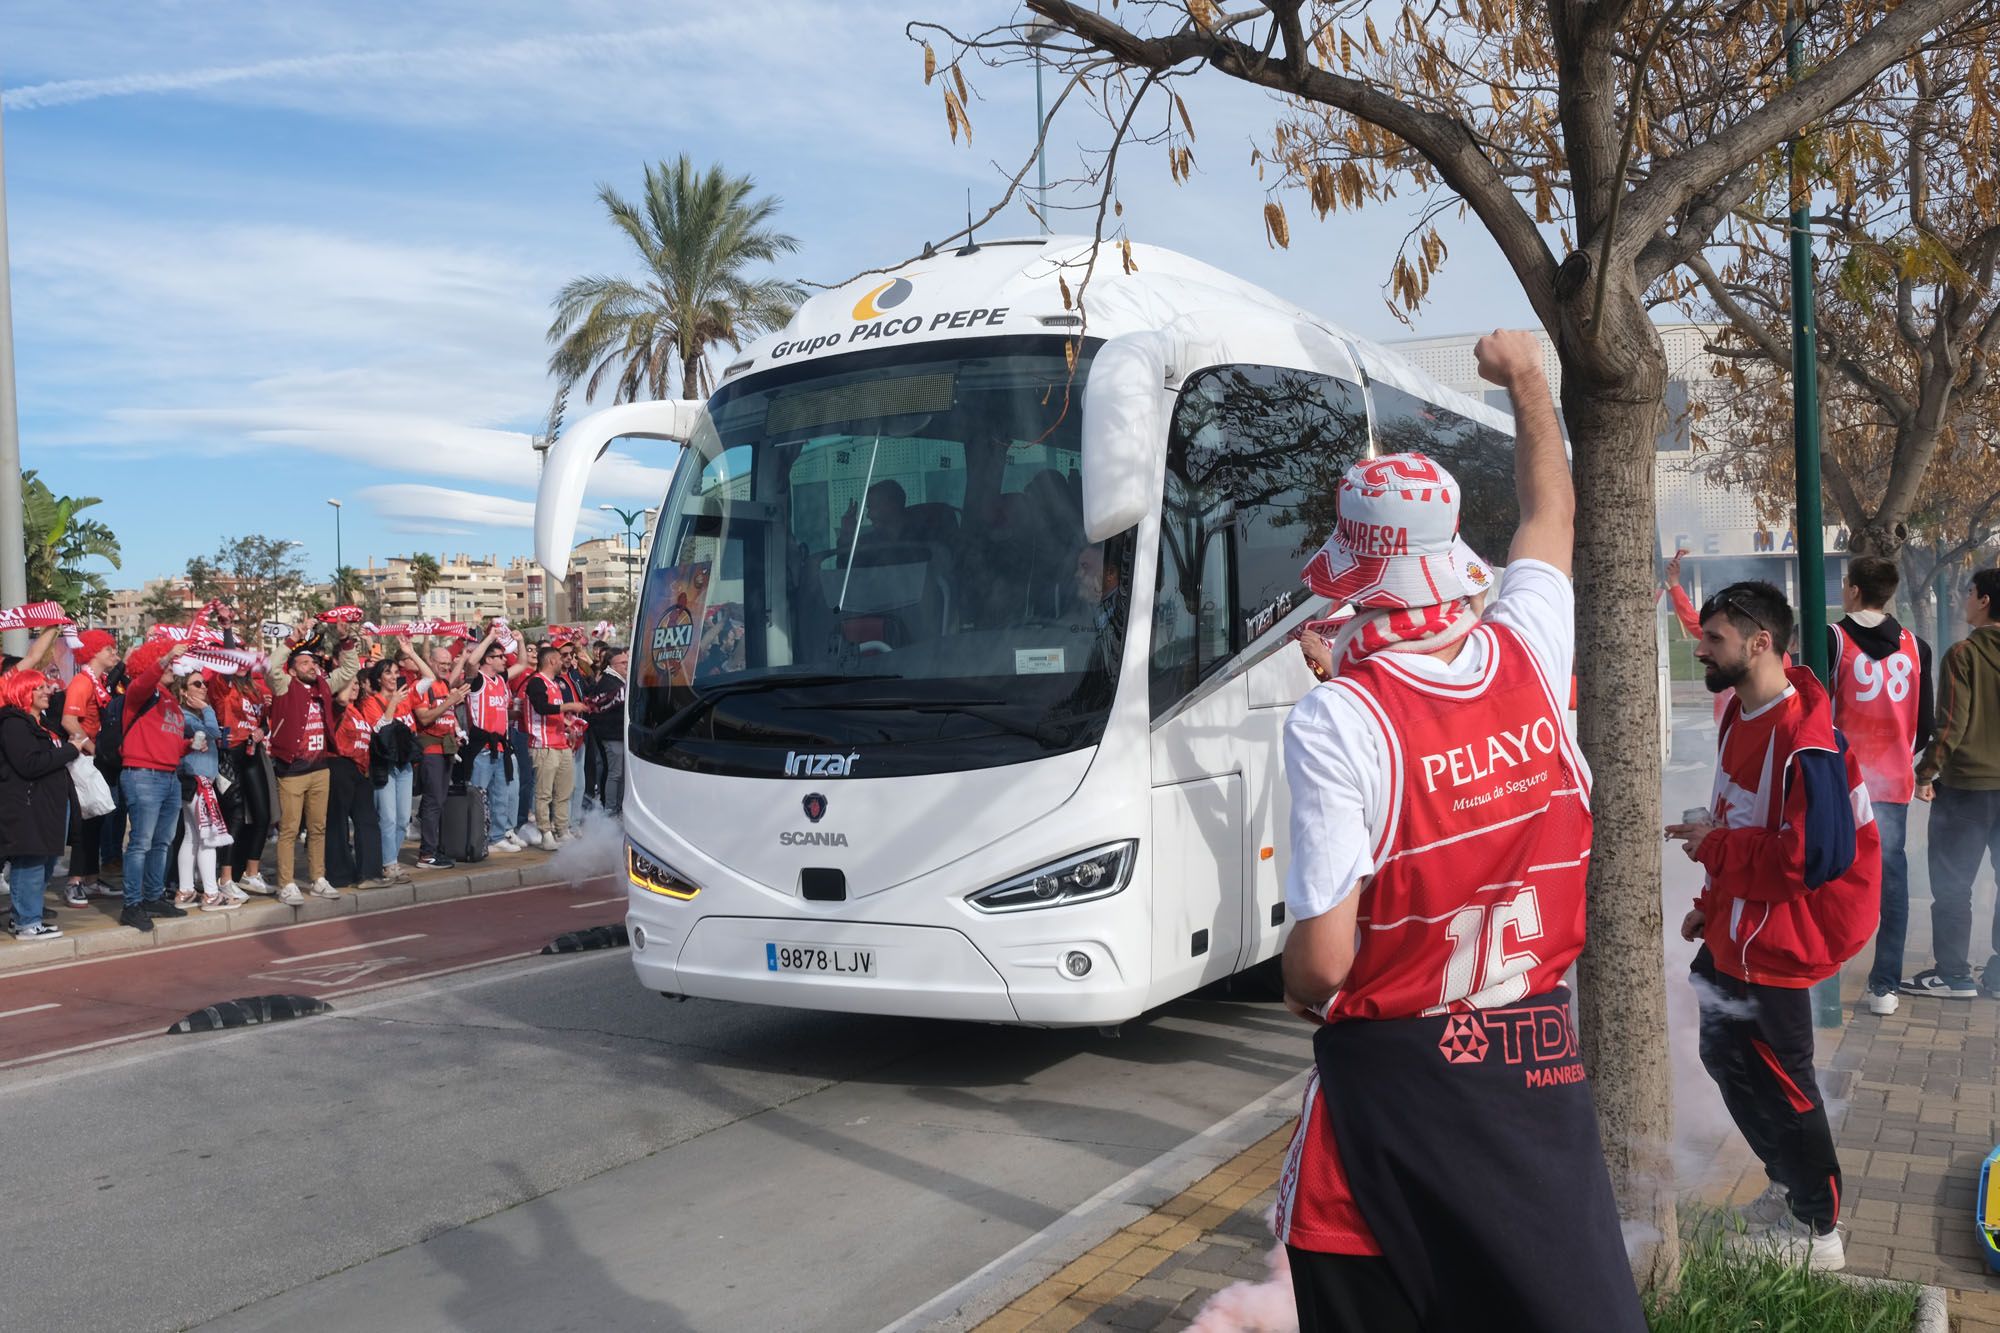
[1699,590,1772,639]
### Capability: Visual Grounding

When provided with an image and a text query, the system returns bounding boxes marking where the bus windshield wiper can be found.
[830,697,1071,749]
[662,671,902,738]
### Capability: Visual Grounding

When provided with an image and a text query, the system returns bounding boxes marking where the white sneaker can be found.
[1867,990,1900,1016]
[488,839,518,855]
[543,831,565,849]
[386,863,412,883]
[309,878,340,899]
[515,826,542,848]
[223,883,251,905]
[1734,1181,1791,1230]
[278,883,304,906]
[1730,1214,1844,1270]
[239,873,273,897]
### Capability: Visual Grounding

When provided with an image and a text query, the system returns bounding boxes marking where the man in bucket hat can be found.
[1274,330,1643,1331]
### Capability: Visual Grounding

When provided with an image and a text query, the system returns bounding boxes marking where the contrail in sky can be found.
[3,27,685,111]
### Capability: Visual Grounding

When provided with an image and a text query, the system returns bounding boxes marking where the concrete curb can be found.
[0,860,601,977]
[876,1072,1308,1333]
[1834,1274,1950,1333]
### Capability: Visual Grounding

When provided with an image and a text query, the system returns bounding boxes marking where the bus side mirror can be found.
[1081,332,1173,543]
[533,400,703,578]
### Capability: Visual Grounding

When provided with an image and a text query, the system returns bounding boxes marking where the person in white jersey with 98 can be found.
[1274,330,1643,1331]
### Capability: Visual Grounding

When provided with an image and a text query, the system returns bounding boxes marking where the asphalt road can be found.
[4,699,1887,1333]
[0,938,1307,1333]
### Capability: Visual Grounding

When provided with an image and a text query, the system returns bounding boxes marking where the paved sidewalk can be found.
[1,840,611,975]
[971,949,2000,1332]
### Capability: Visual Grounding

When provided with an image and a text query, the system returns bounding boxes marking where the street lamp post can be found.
[326,498,343,589]
[0,91,32,656]
[598,504,648,600]
[1025,18,1056,234]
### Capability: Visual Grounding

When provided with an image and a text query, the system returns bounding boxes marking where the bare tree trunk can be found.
[1558,281,1680,1290]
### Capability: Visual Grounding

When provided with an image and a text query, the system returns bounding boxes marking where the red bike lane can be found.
[0,878,624,1070]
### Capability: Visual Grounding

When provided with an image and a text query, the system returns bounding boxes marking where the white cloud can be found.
[3,26,683,112]
[359,482,615,538]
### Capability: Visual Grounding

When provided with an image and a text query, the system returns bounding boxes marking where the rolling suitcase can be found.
[441,785,491,863]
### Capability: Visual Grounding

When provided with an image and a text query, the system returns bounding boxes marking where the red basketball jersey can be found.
[1324,623,1593,1021]
[1831,625,1920,804]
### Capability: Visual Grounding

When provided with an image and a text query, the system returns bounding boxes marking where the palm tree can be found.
[408,553,442,601]
[331,566,364,606]
[22,471,121,620]
[547,156,805,404]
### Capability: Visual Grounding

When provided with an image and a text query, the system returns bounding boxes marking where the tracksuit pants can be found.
[1692,947,1842,1232]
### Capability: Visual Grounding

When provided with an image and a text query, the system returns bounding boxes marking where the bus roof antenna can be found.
[957,189,981,256]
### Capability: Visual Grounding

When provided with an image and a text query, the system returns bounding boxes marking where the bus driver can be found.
[1274,330,1644,1331]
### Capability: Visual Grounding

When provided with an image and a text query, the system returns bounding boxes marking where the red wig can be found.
[0,670,50,712]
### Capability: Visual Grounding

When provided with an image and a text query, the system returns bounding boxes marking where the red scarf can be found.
[1331,600,1481,672]
[79,666,111,711]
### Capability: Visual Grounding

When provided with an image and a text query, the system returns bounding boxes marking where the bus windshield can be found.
[629,335,1135,780]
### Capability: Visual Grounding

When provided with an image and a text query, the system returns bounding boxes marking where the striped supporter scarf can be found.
[1328,599,1481,673]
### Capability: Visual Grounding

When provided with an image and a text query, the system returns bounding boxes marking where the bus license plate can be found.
[766,943,876,978]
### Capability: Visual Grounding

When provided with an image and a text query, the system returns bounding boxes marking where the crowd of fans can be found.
[0,600,628,941]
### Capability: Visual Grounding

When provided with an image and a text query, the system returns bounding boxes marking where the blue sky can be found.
[1,1,1536,589]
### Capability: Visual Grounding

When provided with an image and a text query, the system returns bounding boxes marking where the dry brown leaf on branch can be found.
[1058,274,1073,310]
[1121,237,1138,272]
[1263,200,1291,249]
[923,42,936,85]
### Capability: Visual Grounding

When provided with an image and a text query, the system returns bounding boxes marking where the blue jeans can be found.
[509,729,535,828]
[120,767,182,907]
[8,855,59,930]
[374,763,413,868]
[470,749,516,846]
[1926,784,2000,987]
[1866,801,1910,993]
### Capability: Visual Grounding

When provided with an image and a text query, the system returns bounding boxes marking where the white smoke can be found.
[546,809,626,886]
[1185,1210,1298,1333]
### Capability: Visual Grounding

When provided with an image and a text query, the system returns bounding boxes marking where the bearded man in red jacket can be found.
[1667,580,1881,1272]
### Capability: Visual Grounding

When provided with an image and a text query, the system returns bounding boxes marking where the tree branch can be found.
[1619,0,1978,260]
[1023,0,1562,328]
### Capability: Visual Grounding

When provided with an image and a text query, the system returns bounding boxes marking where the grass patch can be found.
[1646,1224,1921,1333]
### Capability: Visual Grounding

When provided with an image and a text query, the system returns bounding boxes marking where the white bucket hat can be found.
[1300,453,1494,610]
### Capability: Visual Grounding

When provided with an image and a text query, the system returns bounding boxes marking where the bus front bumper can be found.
[627,899,1151,1027]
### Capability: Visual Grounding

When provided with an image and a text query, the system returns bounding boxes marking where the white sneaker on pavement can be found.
[277,883,305,906]
[1867,990,1900,1016]
[488,840,518,855]
[309,878,340,899]
[1729,1214,1844,1271]
[515,825,542,848]
[240,873,273,896]
[1734,1181,1791,1230]
[501,835,525,851]
[223,882,250,904]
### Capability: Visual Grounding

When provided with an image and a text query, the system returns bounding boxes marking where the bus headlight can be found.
[967,842,1137,913]
[628,841,701,901]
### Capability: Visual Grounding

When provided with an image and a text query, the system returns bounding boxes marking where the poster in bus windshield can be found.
[638,560,711,689]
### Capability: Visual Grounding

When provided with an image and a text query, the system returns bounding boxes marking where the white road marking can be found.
[318,950,545,999]
[0,879,590,981]
[567,897,626,909]
[273,933,426,963]
[0,1003,60,1020]
[249,957,416,988]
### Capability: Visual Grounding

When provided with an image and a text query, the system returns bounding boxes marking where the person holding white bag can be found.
[0,670,80,940]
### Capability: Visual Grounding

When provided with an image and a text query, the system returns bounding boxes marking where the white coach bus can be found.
[534,236,1522,1026]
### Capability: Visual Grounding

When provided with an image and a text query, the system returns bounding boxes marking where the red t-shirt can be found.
[63,669,108,741]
